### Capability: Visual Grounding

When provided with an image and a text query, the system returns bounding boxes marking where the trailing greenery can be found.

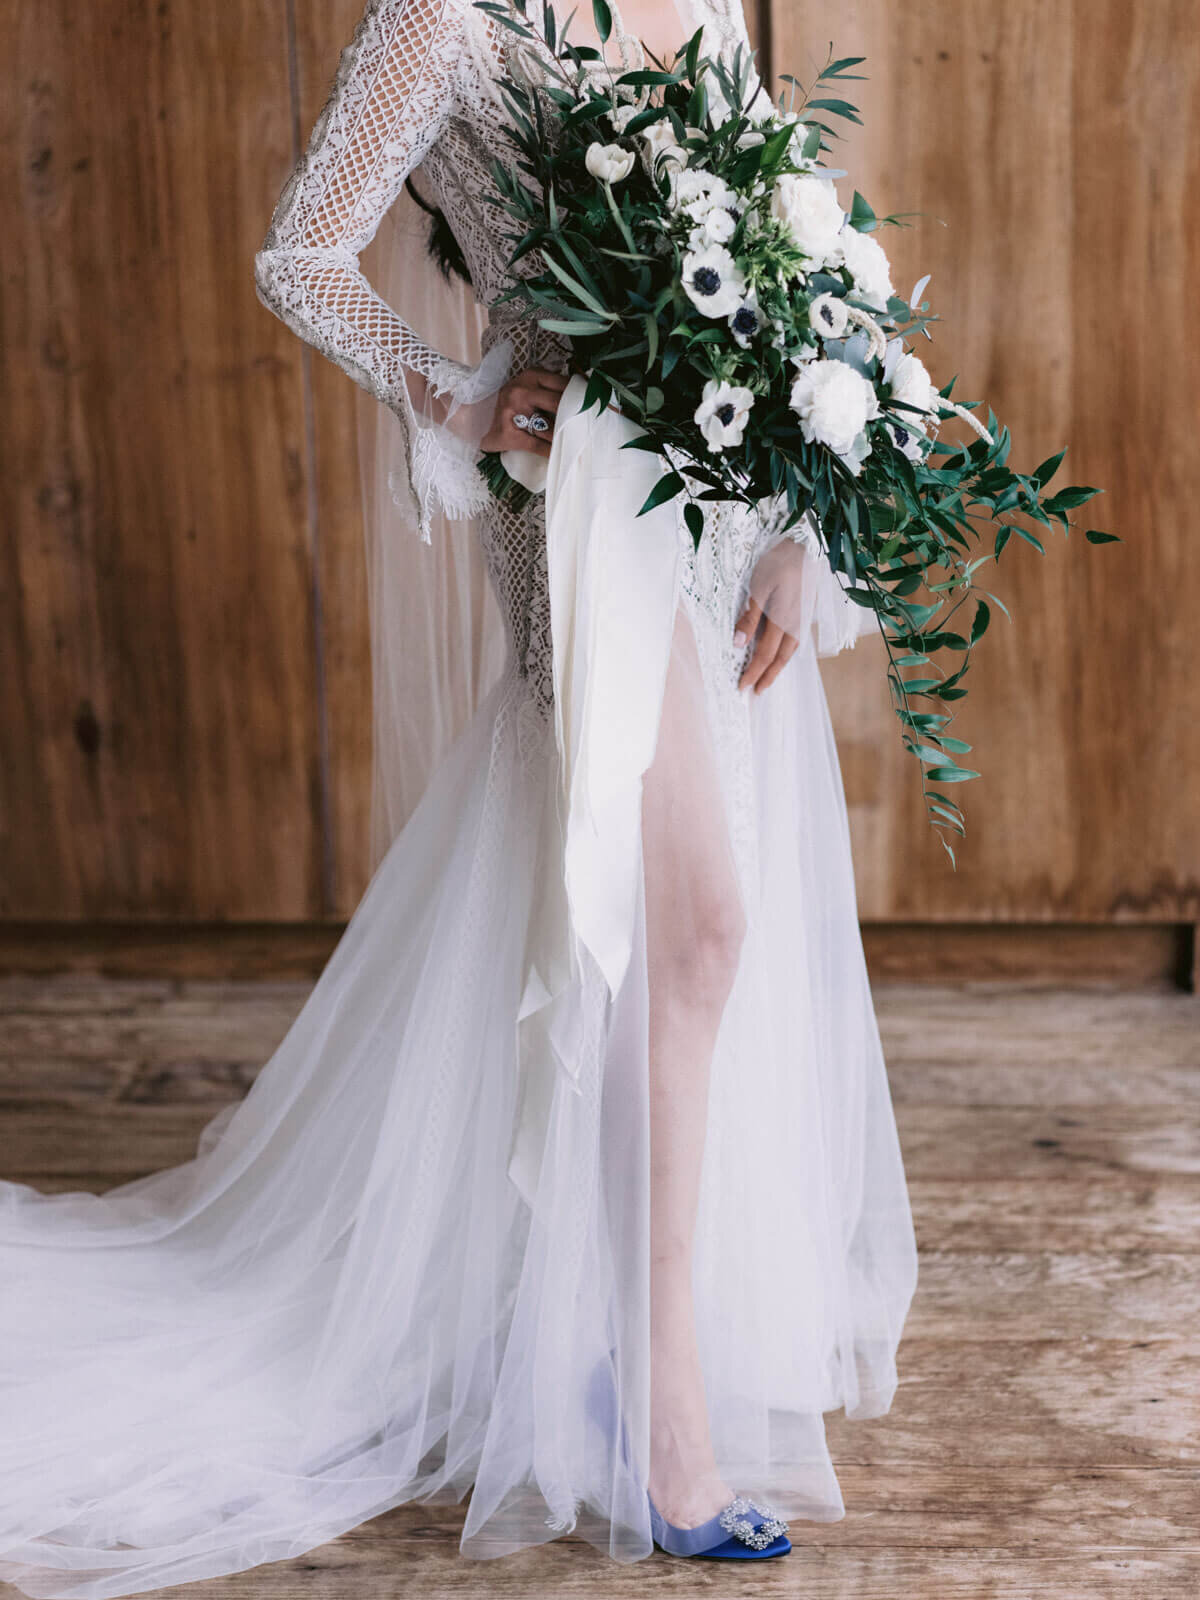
[475,0,1114,858]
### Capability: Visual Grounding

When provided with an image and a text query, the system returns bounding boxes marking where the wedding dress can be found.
[0,0,918,1592]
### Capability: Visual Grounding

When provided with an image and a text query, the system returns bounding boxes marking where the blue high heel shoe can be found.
[648,1493,791,1560]
[587,1356,790,1559]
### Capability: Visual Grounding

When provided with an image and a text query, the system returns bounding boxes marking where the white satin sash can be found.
[508,376,681,1202]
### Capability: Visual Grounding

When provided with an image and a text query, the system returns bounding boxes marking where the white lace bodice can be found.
[254,0,813,714]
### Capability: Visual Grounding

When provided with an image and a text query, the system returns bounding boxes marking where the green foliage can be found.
[473,0,1115,856]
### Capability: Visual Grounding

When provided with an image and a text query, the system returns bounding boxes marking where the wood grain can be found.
[1,1,1197,929]
[777,0,1200,921]
[0,0,327,919]
[1,974,1197,1596]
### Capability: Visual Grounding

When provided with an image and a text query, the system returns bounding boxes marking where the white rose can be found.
[840,224,894,311]
[770,174,844,268]
[681,243,746,318]
[585,142,635,183]
[886,347,938,416]
[809,292,849,339]
[695,380,755,453]
[789,359,881,467]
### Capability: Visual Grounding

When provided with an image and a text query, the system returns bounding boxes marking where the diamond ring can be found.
[528,412,551,434]
[512,412,532,432]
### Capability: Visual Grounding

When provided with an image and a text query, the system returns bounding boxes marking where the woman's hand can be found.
[734,538,815,693]
[480,367,568,457]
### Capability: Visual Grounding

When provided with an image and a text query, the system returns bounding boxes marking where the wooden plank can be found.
[0,923,344,980]
[771,1,1200,922]
[0,0,326,919]
[0,974,1195,1594]
[830,1337,1200,1467]
[0,922,1192,986]
[863,924,1191,989]
[906,1252,1200,1337]
[316,1462,1200,1548]
[907,1176,1200,1256]
[151,1533,1198,1600]
[895,1104,1200,1180]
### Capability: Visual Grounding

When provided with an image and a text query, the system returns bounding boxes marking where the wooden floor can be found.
[1,976,1197,1598]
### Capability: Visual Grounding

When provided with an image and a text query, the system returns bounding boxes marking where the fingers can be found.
[739,615,782,691]
[523,367,569,393]
[754,632,799,692]
[733,599,762,651]
[482,369,567,455]
[508,371,567,418]
[482,420,552,456]
[740,617,790,693]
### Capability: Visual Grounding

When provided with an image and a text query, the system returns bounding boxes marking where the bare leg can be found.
[641,607,746,1529]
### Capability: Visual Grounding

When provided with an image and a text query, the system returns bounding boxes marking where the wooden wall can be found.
[782,1,1200,921]
[0,0,1196,927]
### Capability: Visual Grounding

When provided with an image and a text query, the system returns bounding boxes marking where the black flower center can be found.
[819,303,837,327]
[716,403,736,426]
[732,307,758,335]
[893,425,910,447]
[692,266,721,296]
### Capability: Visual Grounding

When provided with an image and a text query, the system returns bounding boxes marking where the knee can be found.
[662,892,747,1004]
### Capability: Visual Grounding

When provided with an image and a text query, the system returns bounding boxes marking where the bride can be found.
[0,0,918,1589]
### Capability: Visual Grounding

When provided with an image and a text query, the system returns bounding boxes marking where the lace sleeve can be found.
[255,0,500,535]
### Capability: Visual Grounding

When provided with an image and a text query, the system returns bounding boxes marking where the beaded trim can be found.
[717,1496,789,1551]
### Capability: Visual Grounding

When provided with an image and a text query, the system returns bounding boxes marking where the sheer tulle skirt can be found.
[0,614,917,1598]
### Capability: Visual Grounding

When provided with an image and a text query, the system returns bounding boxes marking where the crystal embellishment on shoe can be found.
[648,1491,792,1559]
[718,1496,789,1551]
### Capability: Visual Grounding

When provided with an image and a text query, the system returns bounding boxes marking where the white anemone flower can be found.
[809,292,850,340]
[886,419,927,463]
[728,290,761,348]
[681,243,746,318]
[695,380,755,452]
[789,359,881,470]
[585,142,635,183]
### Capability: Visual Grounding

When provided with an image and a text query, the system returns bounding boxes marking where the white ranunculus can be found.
[840,224,894,311]
[695,380,755,452]
[809,292,849,339]
[641,118,697,180]
[789,359,881,467]
[770,174,844,268]
[886,346,939,417]
[669,167,735,222]
[607,100,641,134]
[697,204,736,245]
[585,142,635,183]
[681,243,745,318]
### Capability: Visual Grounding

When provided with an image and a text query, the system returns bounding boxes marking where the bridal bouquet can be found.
[475,0,1114,856]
